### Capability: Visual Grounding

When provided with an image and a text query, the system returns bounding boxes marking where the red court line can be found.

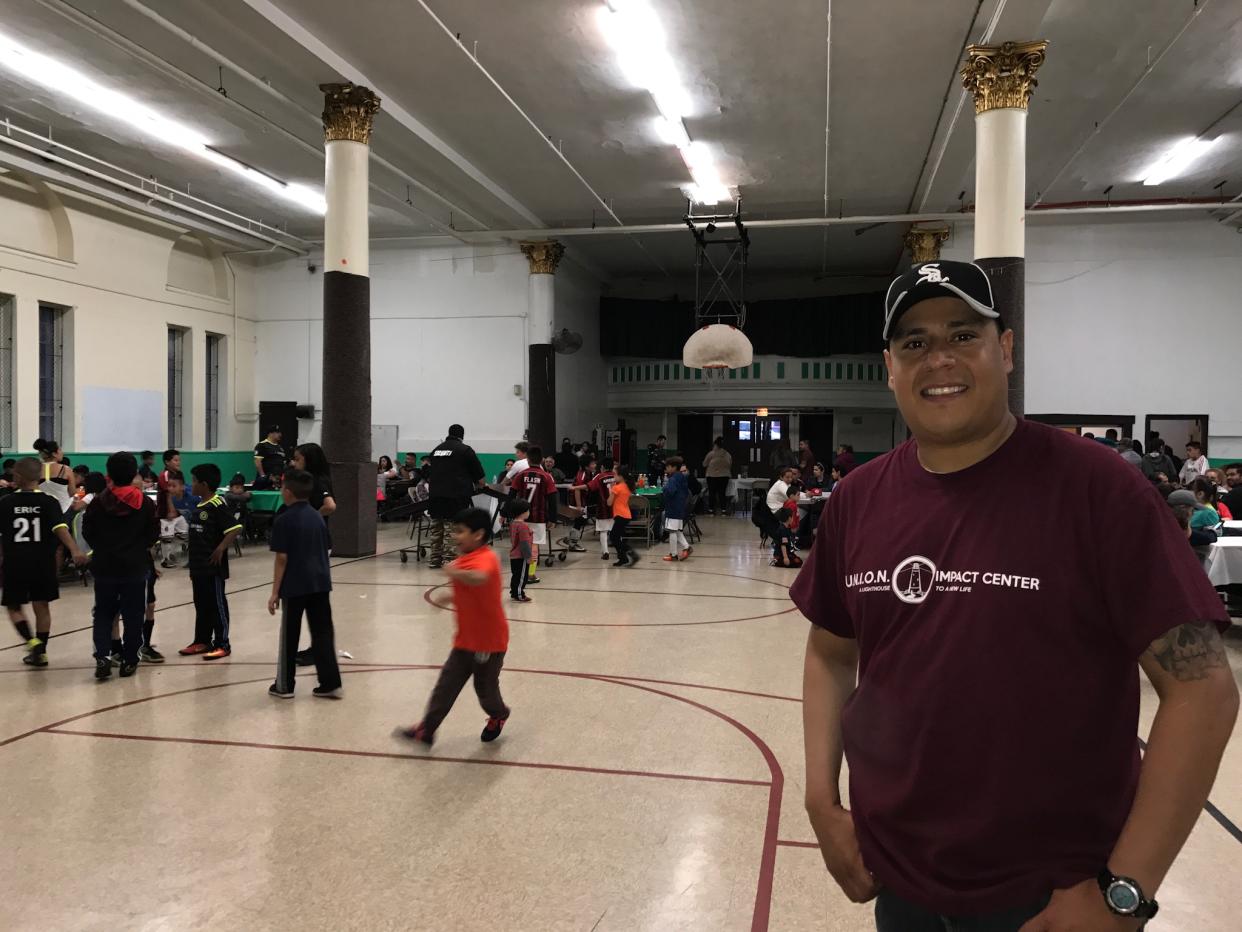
[775,840,820,849]
[1,664,786,929]
[44,728,770,788]
[335,579,787,602]
[423,584,798,628]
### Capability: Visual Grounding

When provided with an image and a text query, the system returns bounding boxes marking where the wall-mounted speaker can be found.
[295,404,316,419]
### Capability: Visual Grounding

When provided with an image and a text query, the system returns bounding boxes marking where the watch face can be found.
[1107,881,1141,914]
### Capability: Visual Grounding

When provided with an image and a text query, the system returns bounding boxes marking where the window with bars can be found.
[0,295,13,450]
[206,333,222,449]
[167,327,186,447]
[38,304,65,442]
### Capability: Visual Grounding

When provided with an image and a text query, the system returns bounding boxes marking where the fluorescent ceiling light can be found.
[598,1,731,205]
[654,116,690,148]
[1141,137,1219,186]
[0,28,326,214]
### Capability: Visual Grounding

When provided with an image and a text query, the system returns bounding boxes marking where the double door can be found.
[723,413,790,480]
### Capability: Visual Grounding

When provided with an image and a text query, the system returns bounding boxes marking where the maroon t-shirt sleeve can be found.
[789,490,855,638]
[1092,459,1230,658]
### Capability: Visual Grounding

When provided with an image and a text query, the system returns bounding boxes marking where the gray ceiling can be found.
[0,0,1239,288]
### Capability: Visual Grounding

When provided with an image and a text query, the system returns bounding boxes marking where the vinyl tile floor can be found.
[1,518,1239,931]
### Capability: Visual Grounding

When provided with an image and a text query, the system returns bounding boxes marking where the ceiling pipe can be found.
[0,132,309,253]
[409,0,673,279]
[480,199,1238,240]
[1030,0,1209,207]
[113,0,485,234]
[41,0,477,239]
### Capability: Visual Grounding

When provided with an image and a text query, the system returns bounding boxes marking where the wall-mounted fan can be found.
[552,328,583,354]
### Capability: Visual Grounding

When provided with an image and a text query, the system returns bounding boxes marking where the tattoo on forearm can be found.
[1147,621,1229,681]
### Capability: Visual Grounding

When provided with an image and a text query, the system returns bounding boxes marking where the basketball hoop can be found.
[683,322,753,370]
[681,199,753,380]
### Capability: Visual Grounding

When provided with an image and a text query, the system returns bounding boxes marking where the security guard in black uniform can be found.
[425,424,485,568]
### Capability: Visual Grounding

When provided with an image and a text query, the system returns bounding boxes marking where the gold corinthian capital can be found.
[320,83,381,145]
[520,241,566,275]
[961,40,1048,115]
[904,226,950,264]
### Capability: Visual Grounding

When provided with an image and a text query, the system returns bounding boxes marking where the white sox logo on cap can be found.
[915,263,949,286]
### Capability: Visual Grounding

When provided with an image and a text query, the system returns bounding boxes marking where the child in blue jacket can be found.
[661,456,692,562]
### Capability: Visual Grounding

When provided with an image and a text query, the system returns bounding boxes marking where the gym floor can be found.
[1,518,1239,931]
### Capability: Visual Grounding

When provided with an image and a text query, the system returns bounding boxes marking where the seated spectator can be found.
[766,466,797,515]
[1190,477,1227,524]
[1168,489,1218,547]
[543,456,567,485]
[376,455,397,502]
[1221,462,1242,518]
[1142,439,1176,483]
[782,487,801,533]
[400,452,420,480]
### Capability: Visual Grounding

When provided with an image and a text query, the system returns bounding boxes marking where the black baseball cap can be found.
[267,424,282,434]
[883,260,998,341]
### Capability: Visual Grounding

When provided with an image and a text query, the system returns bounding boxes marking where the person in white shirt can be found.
[503,441,530,490]
[1179,441,1209,486]
[766,466,797,515]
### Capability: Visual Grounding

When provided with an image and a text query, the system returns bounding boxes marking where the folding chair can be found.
[685,493,704,544]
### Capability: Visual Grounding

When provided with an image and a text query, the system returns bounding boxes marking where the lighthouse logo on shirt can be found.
[844,555,1042,603]
[892,555,937,604]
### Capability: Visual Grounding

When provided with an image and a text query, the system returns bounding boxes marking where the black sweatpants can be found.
[509,559,528,598]
[874,888,1049,931]
[191,574,231,650]
[422,649,508,735]
[275,591,340,693]
[609,516,633,562]
[706,476,729,513]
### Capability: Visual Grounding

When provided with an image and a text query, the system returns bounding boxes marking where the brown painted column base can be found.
[528,343,556,449]
[322,269,376,557]
[976,256,1025,417]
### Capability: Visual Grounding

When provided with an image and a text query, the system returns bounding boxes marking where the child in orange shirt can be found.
[607,470,639,567]
[395,507,511,746]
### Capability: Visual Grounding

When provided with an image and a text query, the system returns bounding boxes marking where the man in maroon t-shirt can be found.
[792,260,1237,931]
[510,444,557,583]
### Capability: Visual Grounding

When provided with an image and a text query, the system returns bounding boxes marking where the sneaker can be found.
[107,651,122,668]
[662,554,679,562]
[511,594,532,603]
[160,558,177,569]
[295,649,314,667]
[268,684,295,699]
[427,561,443,570]
[600,552,611,560]
[612,558,629,567]
[527,576,541,585]
[626,552,641,568]
[481,712,510,743]
[312,685,343,699]
[178,643,209,656]
[393,723,434,747]
[23,638,47,664]
[679,549,691,561]
[139,646,165,663]
[568,544,587,552]
[684,545,694,557]
[202,647,231,661]
[94,658,112,680]
[119,661,138,678]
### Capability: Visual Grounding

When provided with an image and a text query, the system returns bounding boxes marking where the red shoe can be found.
[481,712,510,743]
[394,723,434,747]
[678,549,691,561]
[202,647,231,660]
[178,643,209,656]
[662,554,678,562]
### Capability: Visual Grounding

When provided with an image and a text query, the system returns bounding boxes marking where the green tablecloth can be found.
[218,488,282,513]
[634,486,664,497]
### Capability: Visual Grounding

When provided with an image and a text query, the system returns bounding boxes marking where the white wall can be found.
[0,171,256,452]
[243,242,604,455]
[944,214,1242,459]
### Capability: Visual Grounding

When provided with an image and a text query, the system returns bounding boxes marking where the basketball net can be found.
[703,365,728,390]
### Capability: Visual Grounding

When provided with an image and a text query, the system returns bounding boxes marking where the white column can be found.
[974,109,1027,259]
[13,294,40,446]
[527,270,554,345]
[324,141,371,277]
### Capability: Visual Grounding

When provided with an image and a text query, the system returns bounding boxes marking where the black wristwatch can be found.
[1098,868,1159,921]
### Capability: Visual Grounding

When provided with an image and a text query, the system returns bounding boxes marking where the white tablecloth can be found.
[1205,537,1242,586]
